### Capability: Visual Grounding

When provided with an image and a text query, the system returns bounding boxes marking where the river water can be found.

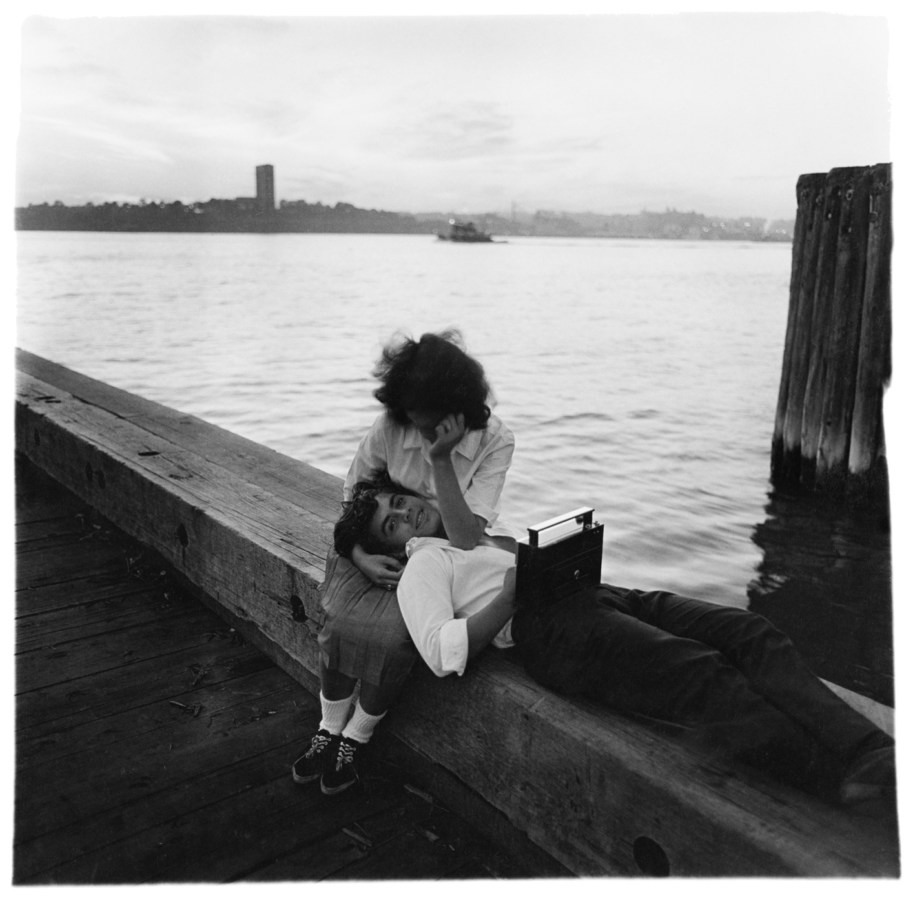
[15,231,894,703]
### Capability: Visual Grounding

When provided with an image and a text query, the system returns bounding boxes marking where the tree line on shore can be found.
[15,196,793,241]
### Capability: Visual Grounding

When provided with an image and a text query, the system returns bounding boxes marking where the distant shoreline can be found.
[14,202,793,242]
[14,182,795,242]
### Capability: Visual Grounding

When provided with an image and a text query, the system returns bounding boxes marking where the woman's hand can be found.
[426,413,467,461]
[355,549,404,589]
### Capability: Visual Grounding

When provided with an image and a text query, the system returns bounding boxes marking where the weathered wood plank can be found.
[240,824,375,882]
[16,515,89,543]
[328,819,480,881]
[16,348,342,517]
[16,586,180,653]
[17,640,271,739]
[15,738,306,883]
[17,574,167,620]
[18,666,301,771]
[16,481,85,524]
[16,537,129,590]
[314,799,519,880]
[17,606,240,691]
[138,786,404,884]
[16,682,313,845]
[18,373,334,569]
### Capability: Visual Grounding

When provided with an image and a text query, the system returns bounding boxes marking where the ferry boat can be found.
[437,219,494,243]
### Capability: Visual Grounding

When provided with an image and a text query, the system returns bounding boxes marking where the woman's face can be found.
[405,409,444,442]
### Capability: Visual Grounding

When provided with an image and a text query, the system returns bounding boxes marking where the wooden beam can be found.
[15,350,898,876]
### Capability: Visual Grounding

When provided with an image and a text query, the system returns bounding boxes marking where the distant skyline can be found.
[11,6,894,222]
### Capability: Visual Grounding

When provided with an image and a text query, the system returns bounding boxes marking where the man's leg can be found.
[514,592,841,789]
[604,585,891,766]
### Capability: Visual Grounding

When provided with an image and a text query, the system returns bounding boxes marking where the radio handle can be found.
[527,507,595,547]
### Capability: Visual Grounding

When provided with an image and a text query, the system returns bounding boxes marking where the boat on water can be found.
[437,219,495,243]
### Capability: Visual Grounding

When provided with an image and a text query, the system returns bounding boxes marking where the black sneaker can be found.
[321,736,361,795]
[291,729,338,784]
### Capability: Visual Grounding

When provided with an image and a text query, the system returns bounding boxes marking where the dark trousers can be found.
[512,584,890,788]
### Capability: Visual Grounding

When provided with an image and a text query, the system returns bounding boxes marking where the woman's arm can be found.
[428,413,485,549]
[459,421,515,529]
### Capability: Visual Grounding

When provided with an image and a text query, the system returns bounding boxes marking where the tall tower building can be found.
[256,164,275,213]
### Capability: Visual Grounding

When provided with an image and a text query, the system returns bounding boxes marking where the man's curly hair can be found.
[333,471,421,559]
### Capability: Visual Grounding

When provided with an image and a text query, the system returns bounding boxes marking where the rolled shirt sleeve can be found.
[343,419,389,501]
[460,426,514,527]
[397,547,471,678]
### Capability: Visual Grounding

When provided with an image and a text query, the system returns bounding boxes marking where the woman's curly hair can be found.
[372,329,493,430]
[333,471,421,559]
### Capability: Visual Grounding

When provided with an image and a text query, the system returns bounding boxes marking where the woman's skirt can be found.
[317,550,417,686]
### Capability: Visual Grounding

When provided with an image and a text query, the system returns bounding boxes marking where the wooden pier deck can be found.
[14,459,559,883]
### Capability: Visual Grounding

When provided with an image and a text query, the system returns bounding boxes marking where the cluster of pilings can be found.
[771,163,892,500]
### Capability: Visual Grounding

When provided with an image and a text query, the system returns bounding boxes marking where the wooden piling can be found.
[849,164,893,480]
[772,172,828,484]
[771,163,892,497]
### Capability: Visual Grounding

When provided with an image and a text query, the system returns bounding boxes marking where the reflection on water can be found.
[747,488,893,706]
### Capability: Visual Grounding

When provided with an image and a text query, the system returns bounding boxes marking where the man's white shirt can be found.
[396,537,515,678]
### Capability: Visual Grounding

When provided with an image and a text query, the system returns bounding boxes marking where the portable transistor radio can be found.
[514,507,604,608]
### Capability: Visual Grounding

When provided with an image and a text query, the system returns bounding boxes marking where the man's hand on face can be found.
[426,413,467,461]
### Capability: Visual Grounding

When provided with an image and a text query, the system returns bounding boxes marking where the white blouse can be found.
[343,410,516,535]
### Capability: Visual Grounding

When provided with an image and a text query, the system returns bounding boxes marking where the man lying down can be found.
[332,477,896,817]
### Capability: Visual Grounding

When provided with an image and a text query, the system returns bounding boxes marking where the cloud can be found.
[25,115,174,165]
[390,100,515,160]
[13,13,891,219]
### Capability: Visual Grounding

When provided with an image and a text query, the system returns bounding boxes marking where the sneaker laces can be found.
[306,732,332,759]
[335,740,357,769]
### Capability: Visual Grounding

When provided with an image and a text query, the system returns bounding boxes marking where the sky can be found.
[8,2,895,222]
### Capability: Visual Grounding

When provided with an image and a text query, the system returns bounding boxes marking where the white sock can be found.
[341,705,386,745]
[319,692,353,735]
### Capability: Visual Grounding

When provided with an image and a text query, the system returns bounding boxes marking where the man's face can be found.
[367,491,443,552]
